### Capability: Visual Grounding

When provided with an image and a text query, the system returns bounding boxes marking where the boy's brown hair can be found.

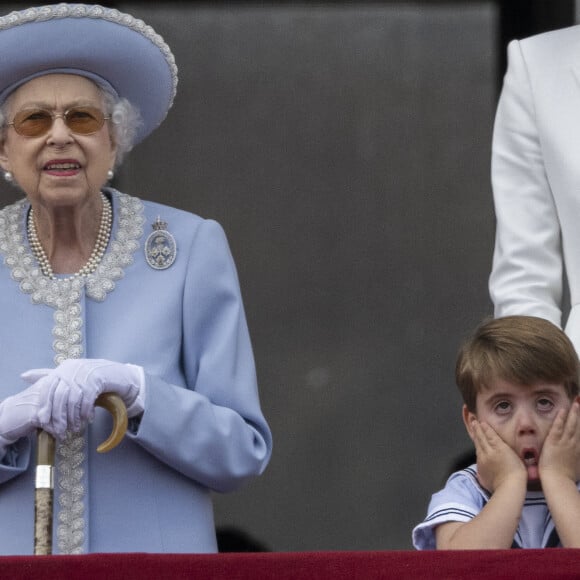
[456,315,580,412]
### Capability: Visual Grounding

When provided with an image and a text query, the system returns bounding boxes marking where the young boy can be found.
[412,315,580,549]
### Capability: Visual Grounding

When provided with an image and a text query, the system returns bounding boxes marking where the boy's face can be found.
[463,377,576,485]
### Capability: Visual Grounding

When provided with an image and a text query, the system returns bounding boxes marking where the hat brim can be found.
[0,6,177,144]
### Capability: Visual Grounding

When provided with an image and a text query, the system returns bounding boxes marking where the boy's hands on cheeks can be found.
[538,400,580,548]
[539,401,580,484]
[471,419,527,493]
[434,416,528,549]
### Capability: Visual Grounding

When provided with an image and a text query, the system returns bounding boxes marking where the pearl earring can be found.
[107,169,114,181]
[3,171,13,183]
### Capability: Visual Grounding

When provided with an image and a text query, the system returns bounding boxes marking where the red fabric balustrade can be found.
[1,549,580,579]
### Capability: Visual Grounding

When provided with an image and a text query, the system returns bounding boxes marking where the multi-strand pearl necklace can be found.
[27,192,112,279]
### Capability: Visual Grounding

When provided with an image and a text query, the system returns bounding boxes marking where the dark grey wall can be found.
[0,2,498,551]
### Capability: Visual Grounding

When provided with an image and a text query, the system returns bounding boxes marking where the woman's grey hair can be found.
[100,87,142,167]
[0,81,142,168]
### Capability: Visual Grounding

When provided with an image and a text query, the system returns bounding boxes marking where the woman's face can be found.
[0,73,117,209]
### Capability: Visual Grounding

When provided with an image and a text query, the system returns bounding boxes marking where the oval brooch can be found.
[145,217,177,270]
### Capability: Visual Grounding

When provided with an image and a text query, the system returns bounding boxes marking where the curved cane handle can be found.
[95,392,128,453]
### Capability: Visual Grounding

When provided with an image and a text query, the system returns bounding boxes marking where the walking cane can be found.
[34,392,128,555]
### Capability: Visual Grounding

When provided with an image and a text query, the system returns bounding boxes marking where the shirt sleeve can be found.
[412,469,487,550]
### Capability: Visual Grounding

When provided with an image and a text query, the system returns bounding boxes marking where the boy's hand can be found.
[539,401,580,484]
[471,419,527,493]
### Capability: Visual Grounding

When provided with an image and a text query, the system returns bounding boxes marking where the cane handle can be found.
[95,392,128,453]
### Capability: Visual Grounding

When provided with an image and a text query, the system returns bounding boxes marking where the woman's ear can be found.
[462,404,477,441]
[107,140,117,171]
[0,141,11,172]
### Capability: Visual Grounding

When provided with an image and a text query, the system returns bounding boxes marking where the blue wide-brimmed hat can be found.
[0,3,178,144]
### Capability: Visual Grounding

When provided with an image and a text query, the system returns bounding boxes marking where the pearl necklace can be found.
[27,192,112,279]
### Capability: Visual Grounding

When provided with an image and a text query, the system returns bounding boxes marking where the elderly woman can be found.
[0,4,271,555]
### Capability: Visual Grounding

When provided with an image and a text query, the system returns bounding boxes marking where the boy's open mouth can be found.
[522,449,538,466]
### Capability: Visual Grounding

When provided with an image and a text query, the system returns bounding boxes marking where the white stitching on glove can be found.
[0,376,72,450]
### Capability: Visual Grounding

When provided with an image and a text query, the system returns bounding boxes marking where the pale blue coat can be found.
[0,189,272,554]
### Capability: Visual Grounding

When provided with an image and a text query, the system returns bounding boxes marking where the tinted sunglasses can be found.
[7,106,110,137]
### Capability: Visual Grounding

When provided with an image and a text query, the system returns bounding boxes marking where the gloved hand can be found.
[21,359,146,429]
[0,377,72,449]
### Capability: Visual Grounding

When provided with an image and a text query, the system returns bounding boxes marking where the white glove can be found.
[21,359,146,428]
[0,377,72,449]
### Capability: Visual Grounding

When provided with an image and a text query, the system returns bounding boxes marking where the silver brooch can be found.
[145,217,177,270]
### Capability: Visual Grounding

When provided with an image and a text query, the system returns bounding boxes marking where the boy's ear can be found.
[462,404,477,441]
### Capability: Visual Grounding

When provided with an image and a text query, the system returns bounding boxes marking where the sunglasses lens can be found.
[12,110,53,137]
[11,106,106,136]
[65,107,105,134]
